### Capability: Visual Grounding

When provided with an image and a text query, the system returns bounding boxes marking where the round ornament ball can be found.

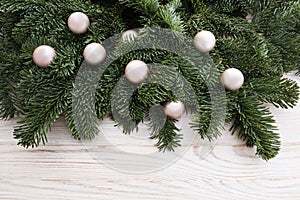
[83,43,107,65]
[32,45,56,68]
[221,68,244,91]
[246,14,253,23]
[121,30,138,42]
[164,101,185,119]
[194,30,216,53]
[125,60,149,83]
[68,12,90,34]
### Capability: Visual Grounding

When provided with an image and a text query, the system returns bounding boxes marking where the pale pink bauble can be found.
[246,14,253,23]
[164,101,185,119]
[121,30,138,42]
[83,43,107,65]
[32,45,56,68]
[68,12,90,34]
[125,60,149,83]
[221,68,244,91]
[194,30,216,53]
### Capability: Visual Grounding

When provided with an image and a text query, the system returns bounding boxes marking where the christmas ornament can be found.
[125,60,149,83]
[121,30,138,42]
[67,12,90,34]
[83,43,107,65]
[32,45,56,68]
[194,30,216,53]
[246,14,254,23]
[164,101,185,119]
[221,68,244,91]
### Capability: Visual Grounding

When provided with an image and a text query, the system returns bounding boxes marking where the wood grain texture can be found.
[0,73,300,200]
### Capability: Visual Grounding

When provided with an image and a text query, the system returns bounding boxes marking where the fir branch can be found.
[129,82,182,151]
[118,0,160,14]
[11,6,66,44]
[110,61,197,150]
[112,78,182,151]
[64,104,81,140]
[216,38,282,79]
[149,115,182,152]
[111,77,139,134]
[0,56,20,119]
[229,93,280,160]
[0,0,299,160]
[71,65,103,140]
[14,69,71,148]
[119,0,185,32]
[129,83,171,124]
[209,0,274,15]
[190,90,226,141]
[95,63,123,119]
[158,0,185,32]
[256,1,300,72]
[161,55,226,141]
[189,0,208,15]
[0,0,44,13]
[0,78,17,119]
[248,77,300,109]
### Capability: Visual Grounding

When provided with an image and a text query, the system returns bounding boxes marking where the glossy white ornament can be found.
[246,14,253,23]
[125,60,149,83]
[32,45,56,68]
[221,68,244,91]
[121,30,138,42]
[164,101,185,119]
[83,43,107,65]
[68,12,90,34]
[194,30,216,53]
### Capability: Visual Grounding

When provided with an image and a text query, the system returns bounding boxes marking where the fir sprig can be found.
[229,93,281,160]
[0,0,299,161]
[14,69,71,147]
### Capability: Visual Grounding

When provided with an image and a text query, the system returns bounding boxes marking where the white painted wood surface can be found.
[1,73,300,200]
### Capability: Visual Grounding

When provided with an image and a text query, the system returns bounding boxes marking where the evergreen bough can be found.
[0,0,299,160]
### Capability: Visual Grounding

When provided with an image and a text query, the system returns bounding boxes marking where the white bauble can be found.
[221,68,244,91]
[68,12,90,34]
[164,101,185,119]
[32,45,56,68]
[246,14,253,23]
[125,60,149,83]
[83,43,107,65]
[121,30,138,42]
[194,30,216,53]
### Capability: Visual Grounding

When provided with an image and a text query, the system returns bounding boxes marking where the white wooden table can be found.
[1,73,300,200]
